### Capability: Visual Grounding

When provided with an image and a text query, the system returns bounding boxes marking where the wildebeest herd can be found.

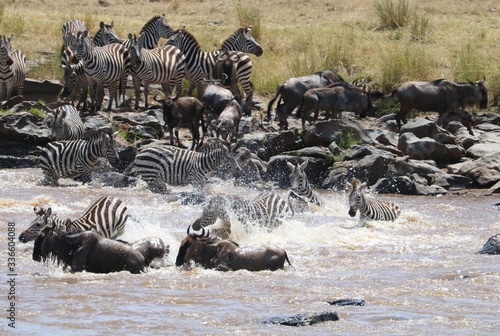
[2,13,498,274]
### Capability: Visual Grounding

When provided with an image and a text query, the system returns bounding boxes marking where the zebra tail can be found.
[266,83,284,121]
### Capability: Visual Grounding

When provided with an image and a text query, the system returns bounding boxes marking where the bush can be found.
[374,0,415,30]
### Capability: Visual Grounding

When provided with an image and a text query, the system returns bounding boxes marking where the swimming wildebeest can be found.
[175,226,292,271]
[390,78,487,135]
[477,234,500,255]
[267,70,344,130]
[33,224,145,274]
[129,237,169,266]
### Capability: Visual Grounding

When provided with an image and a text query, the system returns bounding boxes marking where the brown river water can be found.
[1,168,499,335]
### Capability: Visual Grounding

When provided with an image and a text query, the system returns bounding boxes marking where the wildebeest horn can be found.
[187,224,207,238]
[153,93,164,103]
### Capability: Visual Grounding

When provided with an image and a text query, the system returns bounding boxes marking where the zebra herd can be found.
[54,14,263,115]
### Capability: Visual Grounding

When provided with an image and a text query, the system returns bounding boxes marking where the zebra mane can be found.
[172,28,200,47]
[139,15,163,34]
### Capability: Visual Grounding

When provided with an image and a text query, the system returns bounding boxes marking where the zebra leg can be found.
[143,82,150,110]
[133,76,142,110]
[107,83,119,111]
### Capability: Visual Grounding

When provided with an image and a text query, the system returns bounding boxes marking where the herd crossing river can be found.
[1,167,499,335]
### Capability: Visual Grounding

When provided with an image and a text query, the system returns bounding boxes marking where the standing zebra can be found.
[60,59,91,110]
[18,196,128,243]
[92,15,176,107]
[0,34,26,101]
[347,178,401,222]
[165,27,262,114]
[287,160,323,207]
[49,104,85,140]
[130,141,239,193]
[72,30,130,112]
[39,131,119,186]
[127,33,186,110]
[62,19,87,48]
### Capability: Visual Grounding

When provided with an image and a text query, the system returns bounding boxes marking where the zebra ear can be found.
[45,207,52,218]
[346,182,353,190]
[286,161,294,171]
[99,21,105,29]
[299,160,308,170]
[359,182,367,190]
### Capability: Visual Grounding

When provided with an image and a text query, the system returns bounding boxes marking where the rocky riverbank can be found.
[1,79,499,196]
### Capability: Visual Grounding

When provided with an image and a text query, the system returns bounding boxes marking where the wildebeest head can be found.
[477,234,500,255]
[32,222,67,263]
[346,178,366,217]
[175,225,223,267]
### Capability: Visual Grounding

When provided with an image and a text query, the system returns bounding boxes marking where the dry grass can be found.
[1,0,500,107]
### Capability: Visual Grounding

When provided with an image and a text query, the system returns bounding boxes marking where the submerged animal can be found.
[33,224,145,274]
[477,234,500,255]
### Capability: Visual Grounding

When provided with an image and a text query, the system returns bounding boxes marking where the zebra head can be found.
[97,132,120,166]
[287,160,308,191]
[346,178,366,217]
[73,30,93,62]
[221,26,263,57]
[127,33,142,67]
[139,14,175,48]
[94,20,122,46]
[165,27,197,53]
[0,34,15,66]
[19,207,62,243]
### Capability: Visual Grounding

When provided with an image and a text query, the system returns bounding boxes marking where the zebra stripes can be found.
[128,33,186,110]
[220,26,263,56]
[62,19,87,48]
[39,132,119,186]
[196,191,295,232]
[73,30,130,112]
[18,197,128,243]
[347,178,401,221]
[131,141,237,193]
[49,104,84,140]
[287,160,323,207]
[165,27,261,113]
[0,34,26,101]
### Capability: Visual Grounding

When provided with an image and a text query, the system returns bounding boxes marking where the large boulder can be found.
[112,110,164,138]
[0,111,51,145]
[400,117,439,138]
[398,132,462,164]
[267,154,329,187]
[302,118,373,147]
[457,152,500,187]
[259,129,304,161]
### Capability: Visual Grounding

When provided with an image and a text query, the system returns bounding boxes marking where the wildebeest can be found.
[33,224,145,274]
[391,78,488,135]
[477,234,500,255]
[298,85,372,129]
[175,226,292,271]
[266,70,344,129]
[154,93,206,150]
[215,99,242,142]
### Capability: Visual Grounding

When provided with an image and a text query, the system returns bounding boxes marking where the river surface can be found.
[1,168,499,335]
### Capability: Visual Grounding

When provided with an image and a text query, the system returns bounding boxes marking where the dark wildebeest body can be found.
[33,226,145,274]
[216,99,242,142]
[299,85,372,129]
[267,70,343,129]
[155,94,206,150]
[477,234,500,255]
[175,226,291,271]
[392,79,487,135]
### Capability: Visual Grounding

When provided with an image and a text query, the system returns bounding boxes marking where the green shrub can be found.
[234,1,261,39]
[28,108,46,118]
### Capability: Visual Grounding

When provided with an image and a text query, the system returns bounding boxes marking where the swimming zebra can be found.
[165,27,262,114]
[49,104,84,140]
[193,191,295,236]
[287,160,323,207]
[72,30,130,112]
[127,33,186,110]
[39,131,119,186]
[0,34,26,101]
[347,178,401,222]
[18,196,128,243]
[130,141,239,194]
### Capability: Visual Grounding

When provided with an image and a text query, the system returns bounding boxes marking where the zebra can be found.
[60,59,92,110]
[287,160,323,207]
[39,131,120,186]
[72,30,130,112]
[92,15,176,107]
[93,15,175,49]
[49,104,85,140]
[62,19,87,48]
[129,141,240,194]
[165,27,262,114]
[18,196,128,243]
[193,190,295,236]
[346,178,401,222]
[0,34,26,101]
[127,33,186,110]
